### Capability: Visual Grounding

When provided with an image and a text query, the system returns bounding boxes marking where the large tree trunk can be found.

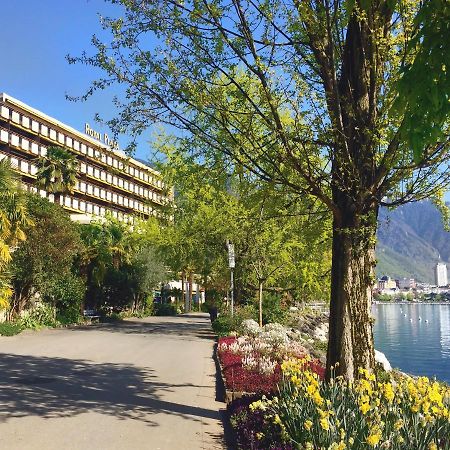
[326,200,378,380]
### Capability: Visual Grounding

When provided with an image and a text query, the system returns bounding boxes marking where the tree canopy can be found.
[71,0,450,379]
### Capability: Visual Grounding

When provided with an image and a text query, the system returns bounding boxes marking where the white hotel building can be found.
[0,93,168,222]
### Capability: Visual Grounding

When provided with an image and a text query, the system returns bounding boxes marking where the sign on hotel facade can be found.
[0,93,169,223]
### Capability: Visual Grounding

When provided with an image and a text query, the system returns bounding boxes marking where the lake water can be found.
[373,303,450,384]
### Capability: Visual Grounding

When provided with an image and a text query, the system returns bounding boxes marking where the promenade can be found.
[0,314,225,450]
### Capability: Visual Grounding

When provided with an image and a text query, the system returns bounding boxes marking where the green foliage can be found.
[0,321,23,336]
[212,304,257,336]
[10,194,83,317]
[393,0,450,161]
[20,303,58,329]
[36,146,77,195]
[153,302,177,316]
[255,293,289,325]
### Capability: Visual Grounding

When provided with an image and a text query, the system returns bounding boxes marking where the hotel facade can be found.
[0,93,168,222]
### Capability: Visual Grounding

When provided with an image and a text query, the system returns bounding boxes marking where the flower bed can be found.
[217,321,325,397]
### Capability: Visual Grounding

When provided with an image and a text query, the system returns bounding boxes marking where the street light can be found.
[227,241,235,316]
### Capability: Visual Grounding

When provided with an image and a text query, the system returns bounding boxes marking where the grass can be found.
[0,321,23,336]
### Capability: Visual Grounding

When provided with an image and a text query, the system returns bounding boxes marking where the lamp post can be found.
[227,242,235,316]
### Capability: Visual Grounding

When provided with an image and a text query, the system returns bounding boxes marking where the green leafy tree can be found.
[72,0,450,379]
[10,194,84,317]
[36,146,78,203]
[0,159,30,309]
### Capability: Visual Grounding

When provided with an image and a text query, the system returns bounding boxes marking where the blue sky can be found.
[0,0,154,162]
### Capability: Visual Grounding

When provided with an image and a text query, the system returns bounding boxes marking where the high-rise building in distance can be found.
[0,93,169,222]
[435,262,448,287]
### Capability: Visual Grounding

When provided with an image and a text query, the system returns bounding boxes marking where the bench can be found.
[83,309,101,323]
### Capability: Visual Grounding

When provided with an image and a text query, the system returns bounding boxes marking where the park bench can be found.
[83,309,101,323]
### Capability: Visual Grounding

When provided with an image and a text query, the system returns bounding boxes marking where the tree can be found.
[10,194,84,317]
[72,0,450,379]
[0,159,30,309]
[36,146,77,203]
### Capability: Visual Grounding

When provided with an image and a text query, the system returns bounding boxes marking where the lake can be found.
[373,303,450,384]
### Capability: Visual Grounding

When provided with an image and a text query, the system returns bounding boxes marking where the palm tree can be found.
[36,146,78,203]
[0,159,30,309]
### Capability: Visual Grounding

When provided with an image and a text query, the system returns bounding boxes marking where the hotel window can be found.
[94,168,99,178]
[118,178,123,188]
[100,207,105,216]
[106,191,112,201]
[129,200,134,208]
[139,187,144,196]
[66,137,73,148]
[101,153,107,163]
[80,163,86,174]
[93,205,100,215]
[0,130,9,143]
[94,149,101,159]
[129,167,134,176]
[94,186,100,197]
[31,120,39,132]
[11,111,20,123]
[80,201,86,212]
[49,129,57,140]
[112,193,117,202]
[73,199,79,210]
[87,184,93,195]
[113,158,118,168]
[87,165,93,175]
[30,164,37,176]
[107,156,112,165]
[40,125,48,136]
[87,203,93,213]
[48,193,55,202]
[81,144,87,154]
[112,210,118,218]
[0,106,9,119]
[65,197,71,207]
[22,117,30,128]
[40,146,47,157]
[58,133,65,144]
[118,161,123,170]
[134,185,139,194]
[100,171,106,181]
[11,134,19,147]
[107,174,112,183]
[21,139,29,151]
[124,181,129,191]
[31,142,39,154]
[20,160,28,173]
[124,198,129,207]
[100,189,106,199]
[10,157,18,168]
[144,173,148,182]
[118,196,123,205]
[80,182,86,192]
[112,176,118,185]
[73,140,80,151]
[88,147,94,157]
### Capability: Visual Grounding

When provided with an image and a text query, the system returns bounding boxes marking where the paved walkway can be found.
[0,313,226,450]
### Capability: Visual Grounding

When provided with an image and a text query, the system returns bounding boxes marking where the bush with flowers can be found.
[249,356,450,449]
[218,322,325,394]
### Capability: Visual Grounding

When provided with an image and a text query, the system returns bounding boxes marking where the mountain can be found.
[376,201,450,283]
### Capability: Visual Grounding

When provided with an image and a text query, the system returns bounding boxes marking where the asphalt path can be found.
[0,313,226,450]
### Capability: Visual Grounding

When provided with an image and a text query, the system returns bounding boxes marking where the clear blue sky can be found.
[1,1,449,201]
[0,0,154,162]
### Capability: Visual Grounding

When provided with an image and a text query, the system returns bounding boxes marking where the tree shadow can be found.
[73,315,217,341]
[0,353,221,427]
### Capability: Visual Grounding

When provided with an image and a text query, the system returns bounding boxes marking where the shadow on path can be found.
[0,353,220,426]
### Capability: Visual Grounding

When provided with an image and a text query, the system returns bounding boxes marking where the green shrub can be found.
[0,321,23,336]
[258,293,289,325]
[20,303,58,329]
[154,302,177,316]
[212,304,257,336]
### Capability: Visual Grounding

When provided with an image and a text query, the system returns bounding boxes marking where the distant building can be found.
[397,278,416,290]
[377,276,397,291]
[435,263,448,287]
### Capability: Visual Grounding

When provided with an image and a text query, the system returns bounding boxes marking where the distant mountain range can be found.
[376,201,450,283]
